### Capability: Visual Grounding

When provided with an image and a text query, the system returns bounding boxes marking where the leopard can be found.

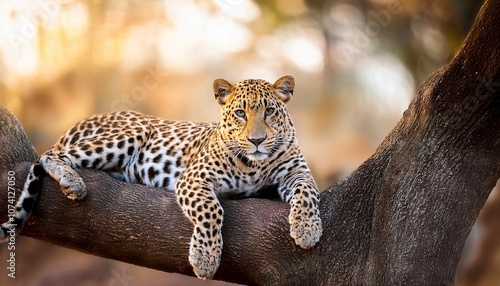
[0,75,323,279]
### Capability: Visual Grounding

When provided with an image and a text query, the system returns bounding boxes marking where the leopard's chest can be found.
[209,161,277,197]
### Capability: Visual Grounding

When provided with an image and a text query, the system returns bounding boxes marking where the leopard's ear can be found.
[273,75,294,103]
[213,78,234,105]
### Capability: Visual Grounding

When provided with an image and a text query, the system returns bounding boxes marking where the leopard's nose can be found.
[248,136,266,147]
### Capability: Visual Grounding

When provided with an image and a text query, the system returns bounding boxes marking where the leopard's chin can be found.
[246,151,269,161]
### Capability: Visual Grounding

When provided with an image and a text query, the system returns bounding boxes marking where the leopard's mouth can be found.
[247,150,269,160]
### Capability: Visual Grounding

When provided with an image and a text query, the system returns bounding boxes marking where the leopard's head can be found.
[213,75,296,161]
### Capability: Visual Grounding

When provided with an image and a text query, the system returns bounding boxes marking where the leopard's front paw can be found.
[289,211,322,249]
[189,233,222,279]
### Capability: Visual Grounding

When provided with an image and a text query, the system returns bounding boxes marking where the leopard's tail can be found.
[0,163,44,242]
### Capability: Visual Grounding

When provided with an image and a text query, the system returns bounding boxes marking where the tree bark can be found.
[1,0,499,285]
[0,107,37,168]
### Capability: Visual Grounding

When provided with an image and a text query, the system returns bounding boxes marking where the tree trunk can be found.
[1,0,499,285]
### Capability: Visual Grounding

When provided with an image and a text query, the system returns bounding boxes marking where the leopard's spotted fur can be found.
[0,75,322,279]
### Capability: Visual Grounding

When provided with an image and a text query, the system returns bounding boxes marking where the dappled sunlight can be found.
[354,53,414,116]
[283,31,325,73]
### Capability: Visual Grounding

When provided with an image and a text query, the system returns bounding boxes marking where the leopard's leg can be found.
[175,172,223,279]
[39,150,88,200]
[278,170,322,249]
[0,163,44,241]
[41,132,146,199]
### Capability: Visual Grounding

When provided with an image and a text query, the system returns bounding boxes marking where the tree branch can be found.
[0,107,37,168]
[1,0,499,285]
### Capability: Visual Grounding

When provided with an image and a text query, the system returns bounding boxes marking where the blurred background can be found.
[0,0,497,285]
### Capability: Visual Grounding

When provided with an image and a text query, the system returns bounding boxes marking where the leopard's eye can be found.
[265,108,275,116]
[235,109,246,118]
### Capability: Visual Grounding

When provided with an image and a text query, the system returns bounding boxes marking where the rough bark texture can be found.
[0,107,37,168]
[0,0,499,285]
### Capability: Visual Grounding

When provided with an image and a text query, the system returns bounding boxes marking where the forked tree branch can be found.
[1,0,500,285]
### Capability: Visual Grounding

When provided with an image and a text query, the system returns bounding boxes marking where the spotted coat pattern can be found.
[0,75,322,279]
